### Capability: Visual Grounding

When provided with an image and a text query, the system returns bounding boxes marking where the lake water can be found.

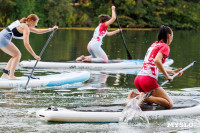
[0,29,200,132]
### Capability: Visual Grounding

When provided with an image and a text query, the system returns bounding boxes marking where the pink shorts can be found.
[134,75,159,93]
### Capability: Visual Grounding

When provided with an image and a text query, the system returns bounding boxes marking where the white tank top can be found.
[8,20,24,39]
[90,23,108,45]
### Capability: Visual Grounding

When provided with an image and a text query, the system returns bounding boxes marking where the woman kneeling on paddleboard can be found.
[126,25,183,109]
[0,14,58,80]
[76,6,121,63]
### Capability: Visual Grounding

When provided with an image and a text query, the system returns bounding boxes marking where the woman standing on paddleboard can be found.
[126,25,183,109]
[76,6,121,63]
[0,14,58,80]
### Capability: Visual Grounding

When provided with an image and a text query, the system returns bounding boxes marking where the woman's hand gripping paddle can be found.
[115,11,132,60]
[145,61,197,98]
[24,29,57,89]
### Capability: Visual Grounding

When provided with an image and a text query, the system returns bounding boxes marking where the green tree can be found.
[0,0,16,26]
[0,0,200,29]
[33,0,47,27]
[15,0,35,19]
[44,0,74,27]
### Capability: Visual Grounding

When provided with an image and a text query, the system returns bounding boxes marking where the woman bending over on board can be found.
[0,14,58,80]
[76,6,122,63]
[125,25,183,109]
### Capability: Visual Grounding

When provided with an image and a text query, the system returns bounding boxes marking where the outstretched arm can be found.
[105,6,116,27]
[30,25,58,34]
[107,29,122,36]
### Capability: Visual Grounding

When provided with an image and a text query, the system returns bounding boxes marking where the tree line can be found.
[0,0,200,29]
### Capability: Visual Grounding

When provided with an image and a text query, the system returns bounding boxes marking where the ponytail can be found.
[158,25,172,43]
[98,15,111,23]
[20,18,28,23]
[20,14,39,23]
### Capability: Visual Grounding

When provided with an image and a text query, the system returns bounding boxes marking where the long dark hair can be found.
[158,25,172,43]
[98,15,111,23]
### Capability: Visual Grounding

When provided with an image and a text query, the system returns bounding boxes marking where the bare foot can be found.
[76,55,85,61]
[83,57,91,62]
[1,73,9,79]
[125,91,139,105]
[8,76,19,80]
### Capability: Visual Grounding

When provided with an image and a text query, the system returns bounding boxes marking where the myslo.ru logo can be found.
[167,122,197,128]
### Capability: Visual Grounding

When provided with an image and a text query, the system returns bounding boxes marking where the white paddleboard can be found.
[36,99,200,123]
[20,59,174,70]
[0,71,90,89]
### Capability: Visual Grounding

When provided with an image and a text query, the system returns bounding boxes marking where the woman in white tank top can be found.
[76,6,122,63]
[0,14,58,80]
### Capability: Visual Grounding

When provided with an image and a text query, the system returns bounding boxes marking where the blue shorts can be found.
[0,29,12,48]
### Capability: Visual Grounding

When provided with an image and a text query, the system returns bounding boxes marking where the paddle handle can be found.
[24,29,57,89]
[145,61,196,98]
[115,11,132,60]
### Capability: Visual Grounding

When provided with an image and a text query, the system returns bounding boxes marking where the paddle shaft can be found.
[24,29,56,89]
[145,61,196,98]
[115,11,132,60]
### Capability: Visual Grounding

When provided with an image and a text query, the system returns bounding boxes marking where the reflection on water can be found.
[0,29,200,132]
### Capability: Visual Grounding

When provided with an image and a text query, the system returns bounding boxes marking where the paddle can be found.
[24,29,57,89]
[145,61,197,98]
[115,11,132,60]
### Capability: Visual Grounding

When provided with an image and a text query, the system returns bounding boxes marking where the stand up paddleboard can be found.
[36,98,200,123]
[20,59,174,70]
[0,71,90,89]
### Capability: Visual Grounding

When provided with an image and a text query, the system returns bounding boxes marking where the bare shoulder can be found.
[16,23,28,33]
[19,23,28,29]
[21,24,30,34]
[20,24,29,31]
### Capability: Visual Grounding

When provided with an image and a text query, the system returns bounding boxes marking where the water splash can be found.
[119,95,149,125]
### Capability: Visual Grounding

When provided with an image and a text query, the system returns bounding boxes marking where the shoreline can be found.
[0,27,158,31]
[56,27,159,31]
[1,27,199,30]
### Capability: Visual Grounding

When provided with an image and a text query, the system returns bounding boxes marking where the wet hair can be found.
[20,14,39,23]
[158,25,173,43]
[98,15,111,23]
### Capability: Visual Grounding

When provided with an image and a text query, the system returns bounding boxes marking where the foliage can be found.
[0,0,200,29]
[15,0,36,19]
[0,0,16,26]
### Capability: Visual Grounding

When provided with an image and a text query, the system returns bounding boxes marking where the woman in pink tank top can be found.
[125,25,183,109]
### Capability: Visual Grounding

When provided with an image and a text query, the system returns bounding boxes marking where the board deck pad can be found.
[53,60,125,63]
[66,99,199,112]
